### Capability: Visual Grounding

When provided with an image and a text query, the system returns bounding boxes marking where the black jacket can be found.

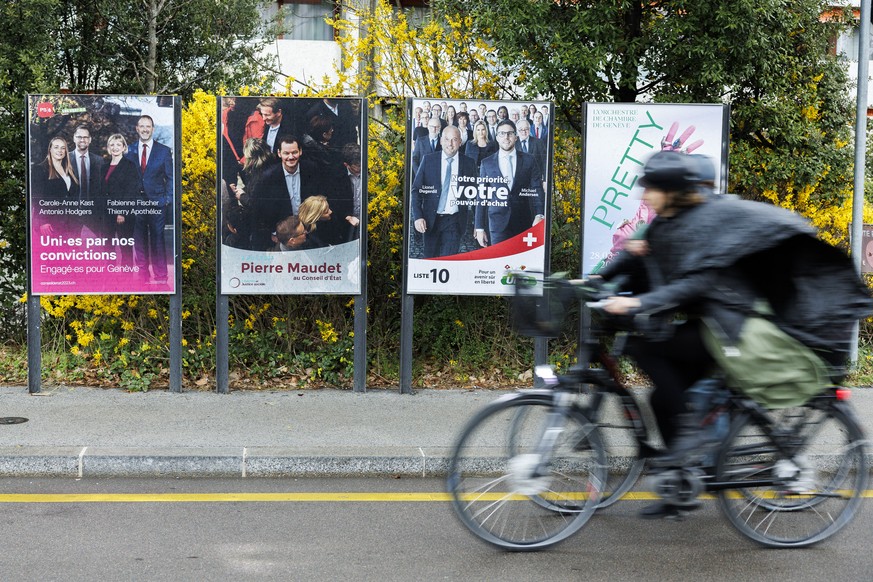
[601,197,872,362]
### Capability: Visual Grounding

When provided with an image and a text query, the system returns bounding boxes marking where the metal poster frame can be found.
[25,94,183,393]
[400,97,556,393]
[214,96,368,393]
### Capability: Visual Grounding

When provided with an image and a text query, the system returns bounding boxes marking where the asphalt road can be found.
[0,477,871,581]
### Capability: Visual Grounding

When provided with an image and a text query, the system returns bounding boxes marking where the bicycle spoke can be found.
[447,396,606,550]
[717,405,867,548]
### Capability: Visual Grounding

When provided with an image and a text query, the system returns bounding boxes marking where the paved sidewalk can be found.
[0,385,505,478]
[0,384,871,478]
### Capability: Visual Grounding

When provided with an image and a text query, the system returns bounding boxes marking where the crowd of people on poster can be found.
[27,95,177,295]
[405,98,554,296]
[217,97,364,295]
[219,97,362,253]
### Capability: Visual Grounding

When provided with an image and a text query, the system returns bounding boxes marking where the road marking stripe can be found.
[0,493,453,503]
[0,491,870,503]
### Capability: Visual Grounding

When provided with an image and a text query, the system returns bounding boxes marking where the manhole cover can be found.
[0,417,28,425]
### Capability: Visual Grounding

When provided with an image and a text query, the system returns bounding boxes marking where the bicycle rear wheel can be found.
[446,394,606,551]
[716,401,867,548]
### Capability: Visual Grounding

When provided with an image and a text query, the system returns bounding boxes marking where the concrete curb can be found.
[0,447,456,478]
[3,447,868,479]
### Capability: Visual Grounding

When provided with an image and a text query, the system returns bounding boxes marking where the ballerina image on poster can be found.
[596,122,705,270]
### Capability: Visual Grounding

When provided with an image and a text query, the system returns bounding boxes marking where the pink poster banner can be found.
[27,94,178,295]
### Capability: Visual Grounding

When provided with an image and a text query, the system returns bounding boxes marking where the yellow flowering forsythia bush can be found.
[328,1,588,378]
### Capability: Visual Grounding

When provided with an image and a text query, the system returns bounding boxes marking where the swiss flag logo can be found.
[36,102,55,118]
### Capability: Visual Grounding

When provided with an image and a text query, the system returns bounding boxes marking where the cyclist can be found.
[597,150,871,518]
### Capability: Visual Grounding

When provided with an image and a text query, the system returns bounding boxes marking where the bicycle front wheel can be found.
[580,389,649,508]
[446,394,607,551]
[716,401,867,548]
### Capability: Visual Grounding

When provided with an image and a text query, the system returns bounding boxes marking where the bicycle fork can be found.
[528,367,576,479]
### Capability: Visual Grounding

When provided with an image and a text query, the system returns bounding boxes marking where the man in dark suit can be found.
[411,125,478,258]
[412,109,430,141]
[485,109,499,141]
[430,104,447,131]
[515,119,547,187]
[258,97,295,154]
[531,110,549,142]
[125,115,173,283]
[474,120,545,247]
[333,143,362,242]
[69,124,104,236]
[411,117,443,171]
[250,134,318,250]
[305,98,357,147]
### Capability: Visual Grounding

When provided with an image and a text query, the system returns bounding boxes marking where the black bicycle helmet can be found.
[689,153,716,184]
[638,151,700,192]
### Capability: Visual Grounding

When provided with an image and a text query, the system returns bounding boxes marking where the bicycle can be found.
[507,277,658,510]
[445,275,868,550]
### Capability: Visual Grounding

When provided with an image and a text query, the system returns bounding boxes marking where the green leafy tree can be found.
[436,0,858,240]
[55,0,280,96]
[0,0,62,339]
[0,0,279,344]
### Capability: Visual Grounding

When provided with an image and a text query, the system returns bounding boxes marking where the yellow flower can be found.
[316,319,339,343]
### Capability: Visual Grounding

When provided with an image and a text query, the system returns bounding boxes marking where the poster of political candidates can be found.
[27,94,179,295]
[218,97,365,295]
[404,98,554,295]
[582,102,730,275]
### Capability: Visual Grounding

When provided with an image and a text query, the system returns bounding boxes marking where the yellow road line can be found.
[0,492,454,503]
[0,490,869,503]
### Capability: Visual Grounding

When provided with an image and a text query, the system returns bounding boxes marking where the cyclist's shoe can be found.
[638,500,701,520]
[650,414,719,468]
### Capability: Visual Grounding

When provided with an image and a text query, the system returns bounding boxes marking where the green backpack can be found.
[701,315,830,409]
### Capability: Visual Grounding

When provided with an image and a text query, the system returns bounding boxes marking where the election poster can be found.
[404,98,554,295]
[27,94,179,295]
[582,103,730,275]
[218,96,364,295]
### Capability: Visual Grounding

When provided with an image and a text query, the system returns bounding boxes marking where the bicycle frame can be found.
[697,388,861,493]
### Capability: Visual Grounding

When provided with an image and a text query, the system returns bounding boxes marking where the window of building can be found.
[278,0,337,41]
[836,26,873,61]
[394,0,430,25]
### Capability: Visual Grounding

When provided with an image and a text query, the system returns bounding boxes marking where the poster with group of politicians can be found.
[217,96,365,295]
[26,96,731,298]
[404,98,554,295]
[582,102,730,275]
[27,94,179,295]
